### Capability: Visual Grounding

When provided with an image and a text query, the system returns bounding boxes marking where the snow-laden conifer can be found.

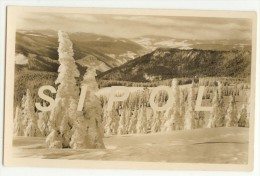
[162,79,181,131]
[38,110,50,136]
[238,104,247,127]
[13,106,24,136]
[46,30,81,148]
[215,81,225,127]
[128,106,138,134]
[24,89,41,137]
[118,106,127,135]
[207,91,220,128]
[225,95,237,127]
[74,68,105,148]
[184,82,195,130]
[136,105,148,133]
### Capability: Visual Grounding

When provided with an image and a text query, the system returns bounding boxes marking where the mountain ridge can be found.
[15,30,145,73]
[98,48,251,82]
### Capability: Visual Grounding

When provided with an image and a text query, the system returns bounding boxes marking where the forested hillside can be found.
[98,48,251,82]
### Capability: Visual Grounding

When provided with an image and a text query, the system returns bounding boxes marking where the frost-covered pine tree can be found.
[193,113,200,129]
[112,108,120,135]
[37,102,50,136]
[104,110,113,135]
[162,79,181,132]
[118,106,127,135]
[46,30,81,148]
[152,95,166,133]
[179,89,185,129]
[151,98,164,133]
[225,95,238,127]
[72,68,105,149]
[23,89,41,137]
[103,106,110,134]
[136,105,147,133]
[46,99,63,148]
[21,94,28,129]
[101,103,108,127]
[104,104,119,135]
[237,104,247,127]
[38,111,50,136]
[146,108,153,131]
[151,110,162,133]
[184,82,195,130]
[125,107,132,134]
[197,111,205,128]
[215,81,225,127]
[245,91,250,127]
[207,91,220,128]
[13,106,24,136]
[172,79,183,130]
[161,107,174,132]
[128,106,138,134]
[46,130,63,148]
[70,115,88,149]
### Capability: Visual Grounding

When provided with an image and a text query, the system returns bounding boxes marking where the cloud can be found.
[16,12,252,41]
[17,13,100,29]
[111,15,251,40]
[113,16,177,26]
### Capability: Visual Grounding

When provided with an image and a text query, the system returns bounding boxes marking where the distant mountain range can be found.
[132,35,251,52]
[15,30,251,82]
[15,30,145,73]
[98,48,251,82]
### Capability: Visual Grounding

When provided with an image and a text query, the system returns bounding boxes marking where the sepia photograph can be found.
[3,6,256,171]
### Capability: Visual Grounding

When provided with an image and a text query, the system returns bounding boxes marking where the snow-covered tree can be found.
[225,95,238,127]
[21,94,28,129]
[101,102,108,129]
[161,79,181,132]
[207,91,221,128]
[151,110,162,133]
[136,105,147,133]
[76,68,105,149]
[37,102,50,136]
[112,108,120,135]
[104,104,119,135]
[238,104,247,127]
[147,108,153,131]
[171,79,182,130]
[38,111,50,136]
[179,89,185,129]
[193,113,200,129]
[161,107,174,132]
[215,81,225,127]
[70,115,88,149]
[245,91,250,127]
[151,94,167,133]
[118,106,127,135]
[23,89,41,137]
[184,83,195,130]
[13,106,24,136]
[124,107,132,134]
[218,81,223,99]
[104,109,113,135]
[46,30,81,148]
[46,130,63,148]
[197,111,205,128]
[128,106,138,134]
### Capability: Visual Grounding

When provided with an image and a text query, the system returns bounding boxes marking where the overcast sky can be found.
[16,12,252,41]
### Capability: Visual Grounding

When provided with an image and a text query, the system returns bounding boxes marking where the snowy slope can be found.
[13,127,248,164]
